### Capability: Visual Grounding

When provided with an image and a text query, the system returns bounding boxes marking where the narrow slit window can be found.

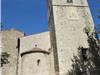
[37,59,40,66]
[67,0,73,3]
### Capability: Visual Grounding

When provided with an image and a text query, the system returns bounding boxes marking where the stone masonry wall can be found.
[1,29,24,75]
[19,32,55,75]
[49,0,94,75]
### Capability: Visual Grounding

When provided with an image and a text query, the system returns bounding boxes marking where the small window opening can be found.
[67,0,73,3]
[81,48,88,61]
[37,59,40,66]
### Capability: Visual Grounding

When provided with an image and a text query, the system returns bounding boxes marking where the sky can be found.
[0,0,1,21]
[2,0,48,35]
[88,0,100,33]
[1,0,100,37]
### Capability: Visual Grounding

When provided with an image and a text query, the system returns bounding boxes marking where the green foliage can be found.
[87,33,100,75]
[83,26,91,35]
[68,47,88,75]
[68,32,100,75]
[1,52,10,67]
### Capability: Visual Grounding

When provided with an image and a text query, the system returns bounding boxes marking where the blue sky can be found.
[1,0,100,37]
[2,0,48,35]
[88,0,100,38]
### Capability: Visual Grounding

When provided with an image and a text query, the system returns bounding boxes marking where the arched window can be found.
[67,0,73,3]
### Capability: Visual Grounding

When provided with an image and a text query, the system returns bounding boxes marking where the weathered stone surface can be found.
[1,0,94,75]
[20,32,50,53]
[19,32,55,75]
[1,29,24,75]
[49,0,94,75]
[21,53,50,75]
[52,0,88,6]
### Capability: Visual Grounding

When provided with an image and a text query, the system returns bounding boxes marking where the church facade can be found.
[1,0,94,75]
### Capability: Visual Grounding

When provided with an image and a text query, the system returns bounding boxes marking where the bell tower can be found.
[48,0,94,75]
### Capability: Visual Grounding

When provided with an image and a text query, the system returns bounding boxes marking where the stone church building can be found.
[1,0,94,75]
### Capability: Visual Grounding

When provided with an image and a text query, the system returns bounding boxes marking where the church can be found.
[1,0,94,75]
